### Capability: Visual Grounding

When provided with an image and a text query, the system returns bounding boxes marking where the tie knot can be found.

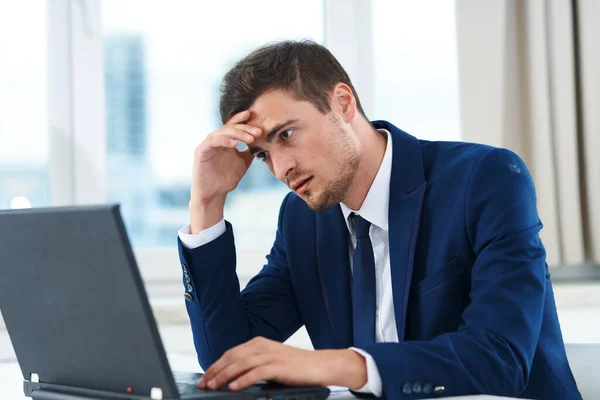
[352,214,371,239]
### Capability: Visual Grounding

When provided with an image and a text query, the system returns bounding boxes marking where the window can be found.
[371,0,461,142]
[0,2,49,209]
[101,0,324,248]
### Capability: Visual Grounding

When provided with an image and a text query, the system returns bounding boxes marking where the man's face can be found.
[247,89,360,212]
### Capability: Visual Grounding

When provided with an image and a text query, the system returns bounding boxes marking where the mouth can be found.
[291,176,313,194]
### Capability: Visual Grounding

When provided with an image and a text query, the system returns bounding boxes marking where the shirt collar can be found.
[339,129,393,233]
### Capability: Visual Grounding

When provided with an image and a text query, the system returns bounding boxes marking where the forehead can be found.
[247,90,317,129]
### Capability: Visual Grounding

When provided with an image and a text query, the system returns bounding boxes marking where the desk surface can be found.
[328,387,519,399]
[0,328,520,400]
[0,329,518,400]
[1,361,520,400]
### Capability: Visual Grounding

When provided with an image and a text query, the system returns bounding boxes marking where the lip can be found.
[292,176,313,194]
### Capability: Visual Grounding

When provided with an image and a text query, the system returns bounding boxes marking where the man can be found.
[177,40,581,399]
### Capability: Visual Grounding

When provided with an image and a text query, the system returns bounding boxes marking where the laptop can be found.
[0,205,330,400]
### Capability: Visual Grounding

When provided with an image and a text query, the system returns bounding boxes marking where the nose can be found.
[270,151,296,183]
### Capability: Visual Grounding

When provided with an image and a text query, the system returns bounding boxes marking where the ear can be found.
[330,83,357,123]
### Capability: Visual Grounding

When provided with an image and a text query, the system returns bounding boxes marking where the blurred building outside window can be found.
[101,0,324,252]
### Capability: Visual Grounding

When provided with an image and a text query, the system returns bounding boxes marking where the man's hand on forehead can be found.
[189,109,266,232]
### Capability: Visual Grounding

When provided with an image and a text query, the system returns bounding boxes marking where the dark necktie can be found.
[351,214,376,346]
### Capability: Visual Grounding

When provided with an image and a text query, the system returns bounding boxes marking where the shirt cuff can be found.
[349,347,383,397]
[178,219,226,249]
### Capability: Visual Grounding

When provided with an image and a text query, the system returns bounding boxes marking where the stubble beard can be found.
[304,121,360,212]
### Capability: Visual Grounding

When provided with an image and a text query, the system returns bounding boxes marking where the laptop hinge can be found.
[26,380,166,400]
[150,387,163,399]
[29,387,167,400]
[29,389,96,400]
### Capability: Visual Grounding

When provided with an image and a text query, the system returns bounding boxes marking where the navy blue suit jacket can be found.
[178,121,581,399]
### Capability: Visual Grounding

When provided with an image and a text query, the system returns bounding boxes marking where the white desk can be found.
[328,387,519,399]
[332,396,518,400]
[1,361,521,399]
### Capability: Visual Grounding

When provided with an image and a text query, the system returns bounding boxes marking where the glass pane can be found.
[0,2,49,209]
[372,0,461,141]
[102,0,324,247]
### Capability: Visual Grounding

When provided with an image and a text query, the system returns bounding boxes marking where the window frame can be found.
[46,0,374,285]
[47,0,107,206]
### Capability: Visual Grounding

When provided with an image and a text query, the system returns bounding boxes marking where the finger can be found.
[210,129,257,145]
[207,354,269,390]
[201,338,269,388]
[240,148,255,168]
[201,345,249,387]
[203,134,240,150]
[200,357,230,387]
[225,110,251,126]
[230,124,262,138]
[229,366,276,391]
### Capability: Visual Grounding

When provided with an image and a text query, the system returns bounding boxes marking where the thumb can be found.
[240,148,254,169]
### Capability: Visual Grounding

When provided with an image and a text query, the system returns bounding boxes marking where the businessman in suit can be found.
[177,40,581,399]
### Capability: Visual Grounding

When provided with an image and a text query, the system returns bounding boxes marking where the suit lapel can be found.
[316,206,353,348]
[372,120,427,342]
[388,183,426,341]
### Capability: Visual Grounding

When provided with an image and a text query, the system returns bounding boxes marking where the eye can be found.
[280,129,294,141]
[256,151,269,161]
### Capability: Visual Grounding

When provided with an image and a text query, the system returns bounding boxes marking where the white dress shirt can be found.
[178,130,395,397]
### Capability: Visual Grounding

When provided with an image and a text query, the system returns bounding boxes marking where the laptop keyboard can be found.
[174,372,232,395]
[176,381,230,395]
[175,379,287,395]
[172,371,328,399]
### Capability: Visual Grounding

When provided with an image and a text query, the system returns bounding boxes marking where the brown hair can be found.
[219,39,367,124]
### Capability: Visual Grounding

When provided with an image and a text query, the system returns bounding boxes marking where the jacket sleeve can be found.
[178,192,302,370]
[359,148,547,398]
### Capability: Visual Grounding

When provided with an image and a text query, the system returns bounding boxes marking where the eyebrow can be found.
[249,118,299,155]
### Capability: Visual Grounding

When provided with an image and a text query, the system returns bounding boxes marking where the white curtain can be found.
[455,0,600,267]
